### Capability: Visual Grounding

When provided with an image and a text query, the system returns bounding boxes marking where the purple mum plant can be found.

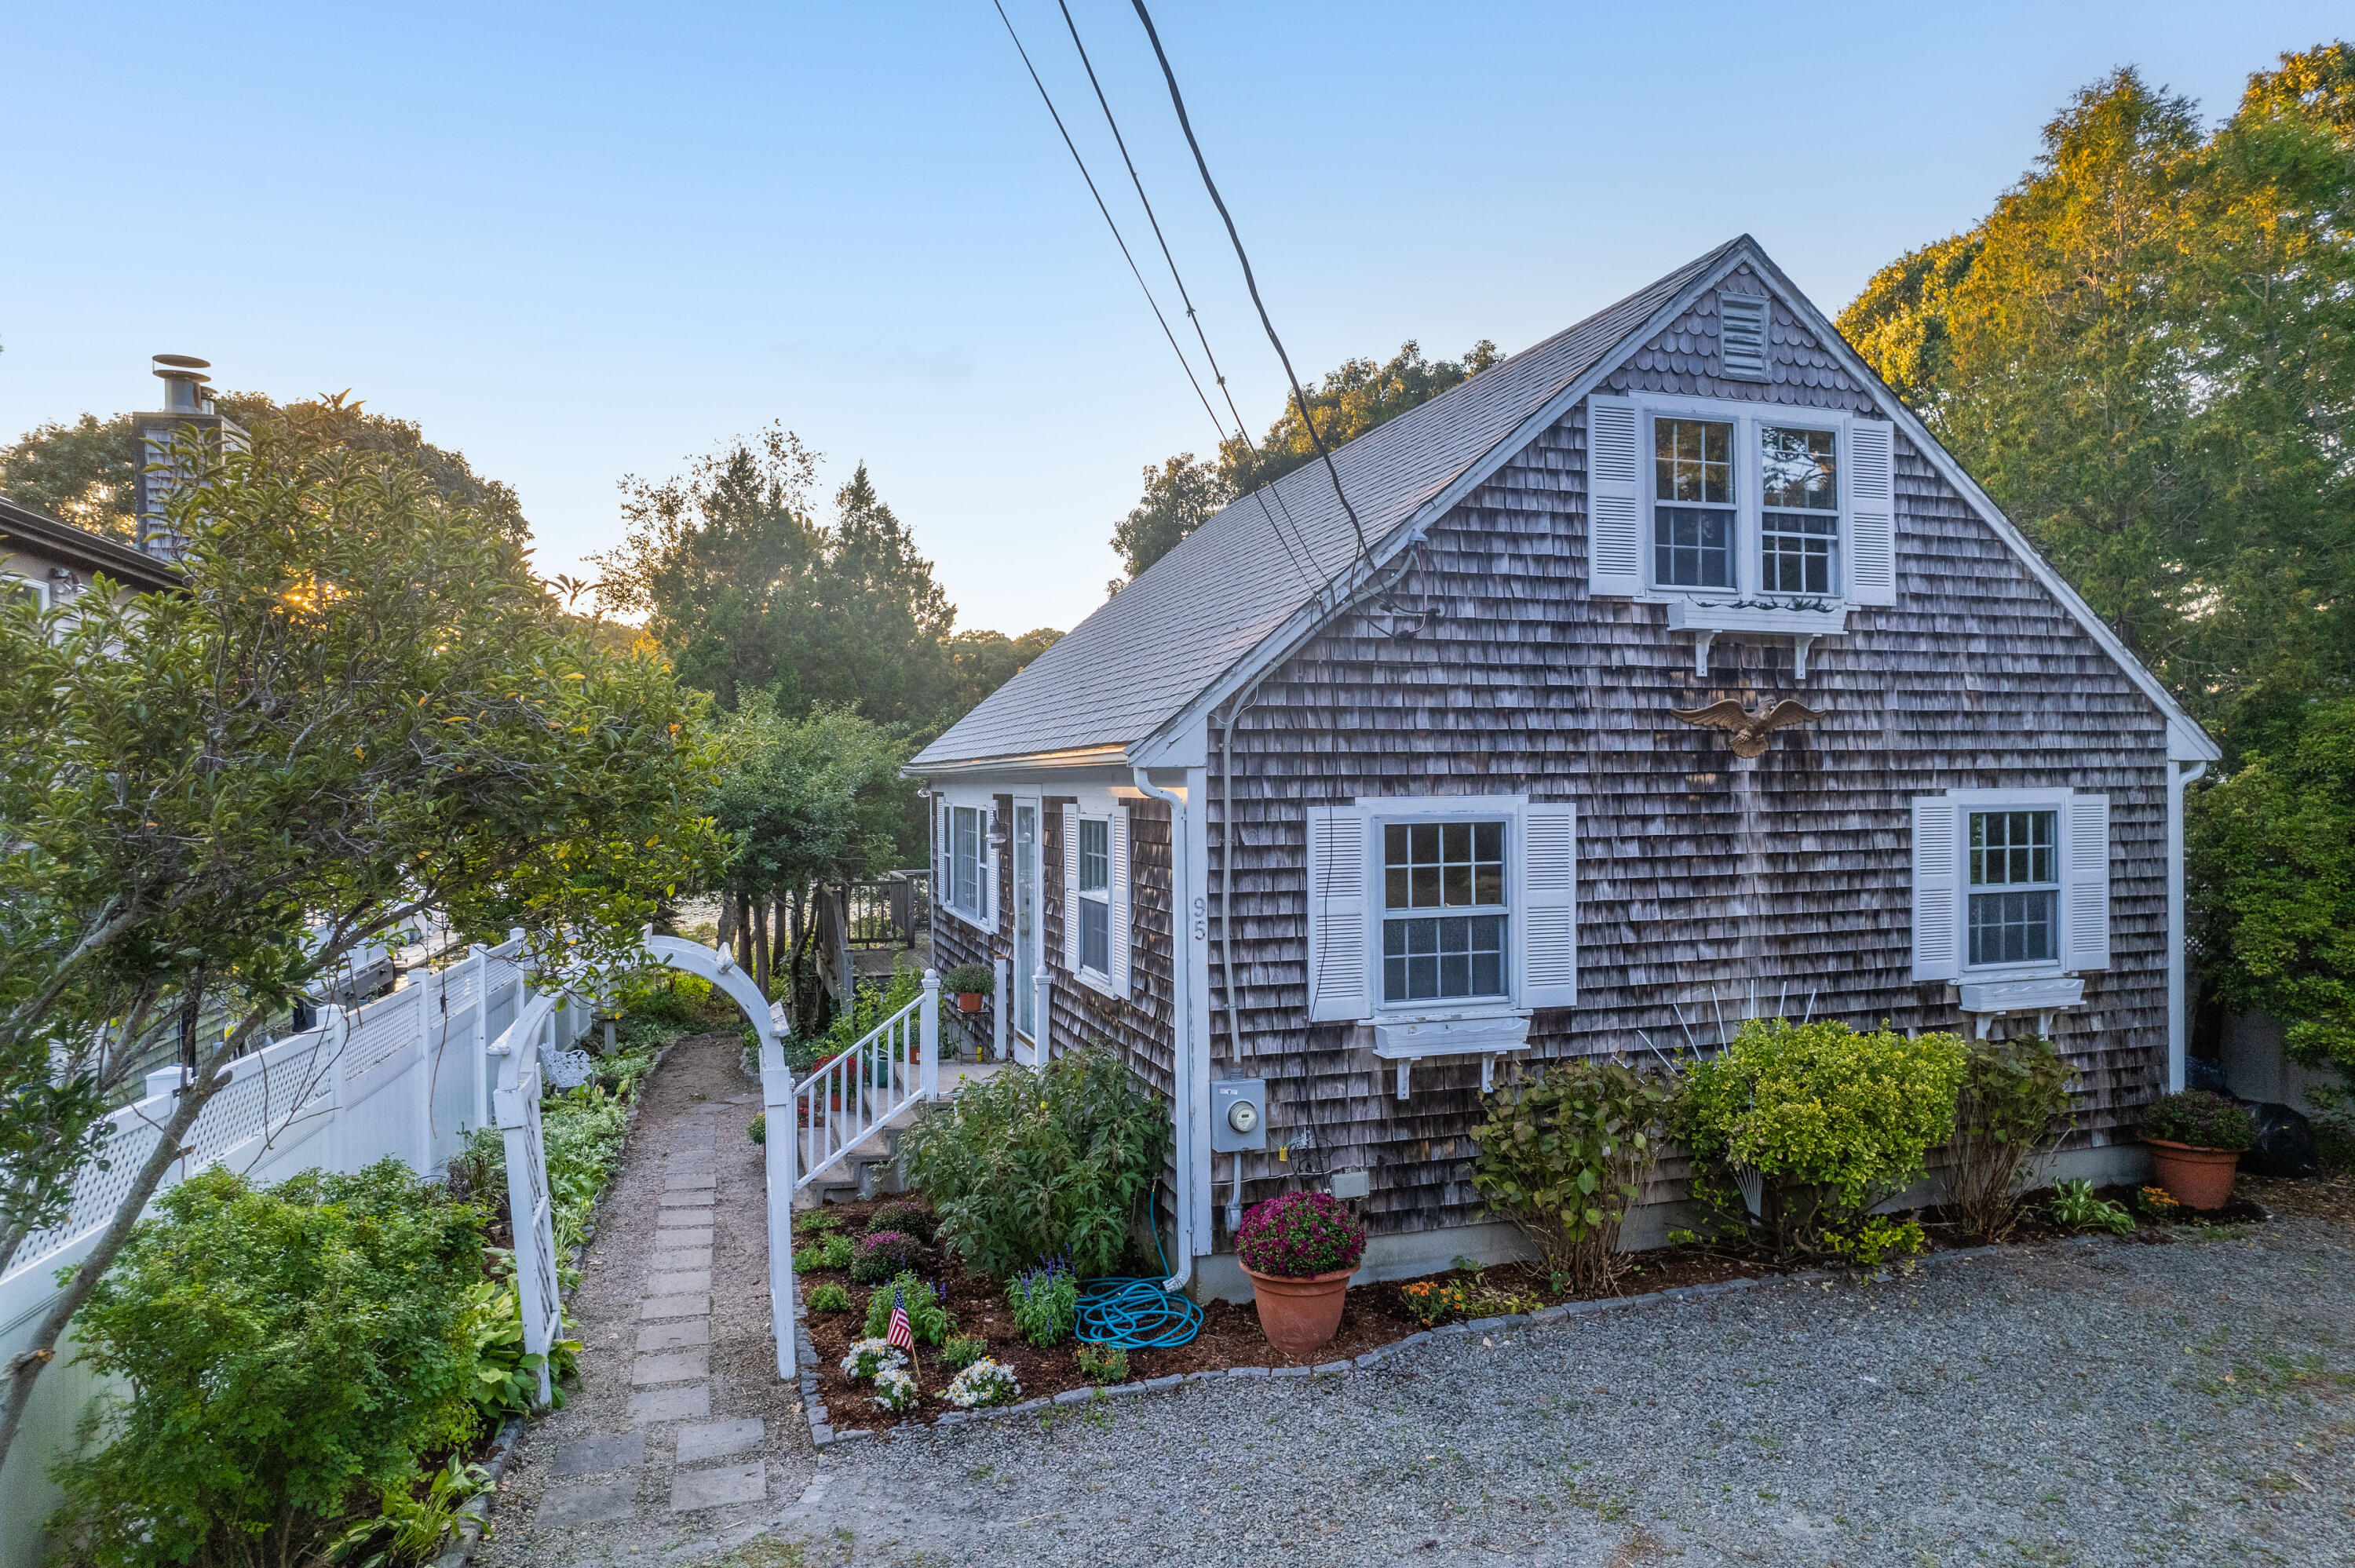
[849,1228,926,1284]
[1235,1190,1367,1279]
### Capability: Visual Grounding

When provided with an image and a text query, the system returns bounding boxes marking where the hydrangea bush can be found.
[944,1357,1022,1408]
[839,1338,907,1381]
[1234,1191,1366,1278]
[869,1366,919,1412]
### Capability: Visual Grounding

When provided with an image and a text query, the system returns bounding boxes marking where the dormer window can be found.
[1652,419,1735,589]
[1759,426,1839,596]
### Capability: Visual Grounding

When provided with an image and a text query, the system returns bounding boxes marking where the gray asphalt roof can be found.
[911,239,1740,769]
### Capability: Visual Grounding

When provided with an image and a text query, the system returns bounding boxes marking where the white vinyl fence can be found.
[0,933,593,1563]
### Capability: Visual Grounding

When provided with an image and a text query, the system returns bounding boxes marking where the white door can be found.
[1014,802,1039,1041]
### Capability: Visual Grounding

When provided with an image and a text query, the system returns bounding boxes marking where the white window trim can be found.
[1075,815,1112,986]
[936,791,999,933]
[1633,392,1856,607]
[1059,790,1132,1001]
[1364,797,1520,1020]
[5,574,51,611]
[1923,787,2084,983]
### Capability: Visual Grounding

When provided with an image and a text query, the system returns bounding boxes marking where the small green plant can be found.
[1076,1343,1130,1384]
[2138,1184,2185,1220]
[2141,1089,2260,1150]
[1009,1259,1080,1346]
[749,1112,766,1144]
[942,962,996,996]
[900,1044,1170,1279]
[1399,1278,1469,1326]
[794,1209,845,1235]
[466,1256,581,1420]
[792,1241,831,1271]
[850,1229,926,1284]
[807,1281,853,1313]
[1947,1034,2076,1241]
[866,1198,937,1244]
[1681,1018,1970,1257]
[869,1366,919,1412]
[819,1231,854,1270]
[1824,1216,1928,1267]
[940,1334,989,1371]
[2050,1178,2135,1235]
[838,1337,907,1381]
[1471,1058,1675,1291]
[944,1357,1022,1408]
[862,1272,956,1345]
[327,1453,491,1568]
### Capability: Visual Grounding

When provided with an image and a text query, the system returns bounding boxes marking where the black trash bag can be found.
[2239,1102,2317,1179]
[2185,1057,2230,1095]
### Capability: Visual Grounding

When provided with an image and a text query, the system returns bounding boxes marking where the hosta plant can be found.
[2049,1177,2134,1235]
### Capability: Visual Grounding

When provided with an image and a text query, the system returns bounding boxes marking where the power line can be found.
[1049,0,1329,585]
[1129,0,1374,568]
[990,0,1325,600]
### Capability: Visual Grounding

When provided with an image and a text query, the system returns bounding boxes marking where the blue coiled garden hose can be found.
[1075,1191,1203,1349]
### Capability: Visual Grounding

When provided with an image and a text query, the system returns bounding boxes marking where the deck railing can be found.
[844,871,929,949]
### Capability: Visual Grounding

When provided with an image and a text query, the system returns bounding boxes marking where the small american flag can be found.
[885,1285,915,1354]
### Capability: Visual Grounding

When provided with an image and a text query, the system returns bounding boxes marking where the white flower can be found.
[944,1356,1022,1409]
[871,1366,919,1411]
[840,1337,908,1382]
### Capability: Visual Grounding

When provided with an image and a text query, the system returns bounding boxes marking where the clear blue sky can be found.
[2,2,2342,636]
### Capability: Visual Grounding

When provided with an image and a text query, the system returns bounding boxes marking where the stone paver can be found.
[661,1171,714,1191]
[670,1460,765,1511]
[635,1318,709,1351]
[637,1293,707,1320]
[536,1476,637,1528]
[644,1267,710,1295]
[630,1350,707,1386]
[674,1417,764,1464]
[650,1245,714,1270]
[657,1191,714,1209]
[623,1384,710,1424]
[550,1431,644,1477]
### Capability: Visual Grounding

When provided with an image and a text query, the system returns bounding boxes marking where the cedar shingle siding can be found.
[912,242,2200,1256]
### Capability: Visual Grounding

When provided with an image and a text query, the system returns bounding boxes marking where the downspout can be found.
[1130,766,1195,1291]
[2166,757,2209,1094]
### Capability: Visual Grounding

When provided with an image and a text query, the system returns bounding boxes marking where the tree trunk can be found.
[716,892,736,963]
[753,899,770,997]
[770,898,789,994]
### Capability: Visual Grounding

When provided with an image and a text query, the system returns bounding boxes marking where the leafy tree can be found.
[2191,697,2355,1077]
[1111,338,1499,578]
[0,389,528,543]
[0,429,718,1471]
[945,625,1063,716]
[1838,48,2355,757]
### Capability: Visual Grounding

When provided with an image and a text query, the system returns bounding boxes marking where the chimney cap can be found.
[152,353,210,370]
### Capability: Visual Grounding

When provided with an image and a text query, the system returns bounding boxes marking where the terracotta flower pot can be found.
[2146,1137,2240,1210]
[957,991,986,1013]
[1241,1264,1356,1356]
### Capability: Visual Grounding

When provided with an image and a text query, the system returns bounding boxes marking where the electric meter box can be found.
[1210,1077,1268,1153]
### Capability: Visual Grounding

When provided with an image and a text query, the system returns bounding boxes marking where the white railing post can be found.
[405,965,437,1175]
[761,1039,798,1378]
[991,957,1009,1061]
[921,969,941,1101]
[467,943,491,1132]
[1032,968,1051,1070]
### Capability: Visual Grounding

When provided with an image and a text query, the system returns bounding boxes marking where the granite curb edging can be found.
[795,1220,2262,1449]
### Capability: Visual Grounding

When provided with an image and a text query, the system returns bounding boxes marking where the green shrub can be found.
[464,1255,581,1421]
[940,1334,988,1371]
[1824,1216,1928,1267]
[1076,1343,1130,1384]
[1008,1260,1079,1347]
[1471,1058,1674,1290]
[794,1209,845,1235]
[2141,1089,2259,1150]
[749,1112,766,1144]
[539,1081,632,1252]
[819,1231,853,1270]
[1681,1018,1969,1256]
[2050,1177,2134,1234]
[941,962,996,995]
[807,1282,853,1313]
[327,1453,491,1568]
[849,1230,925,1284]
[865,1198,937,1244]
[1946,1034,2076,1241]
[901,1045,1169,1278]
[50,1162,484,1568]
[861,1272,955,1344]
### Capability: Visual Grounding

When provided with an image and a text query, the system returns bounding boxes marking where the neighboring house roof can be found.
[0,494,182,595]
[912,235,2219,771]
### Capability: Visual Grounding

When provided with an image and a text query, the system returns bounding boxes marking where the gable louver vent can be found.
[1718,294,1769,381]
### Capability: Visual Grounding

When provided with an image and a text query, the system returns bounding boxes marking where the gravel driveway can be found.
[489,1036,2354,1567]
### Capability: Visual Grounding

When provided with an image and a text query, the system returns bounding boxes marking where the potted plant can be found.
[1235,1190,1366,1356]
[942,963,995,1014]
[2140,1089,2258,1210]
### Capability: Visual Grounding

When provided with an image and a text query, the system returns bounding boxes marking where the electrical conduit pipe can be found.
[1130,765,1196,1292]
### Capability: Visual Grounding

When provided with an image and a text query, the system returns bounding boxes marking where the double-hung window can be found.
[1076,818,1110,975]
[1653,418,1736,589]
[1966,809,2058,967]
[1380,821,1507,1003]
[1759,426,1838,595]
[939,800,992,926]
[1650,414,1841,597]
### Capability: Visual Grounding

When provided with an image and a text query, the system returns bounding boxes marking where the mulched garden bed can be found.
[801,1183,2272,1432]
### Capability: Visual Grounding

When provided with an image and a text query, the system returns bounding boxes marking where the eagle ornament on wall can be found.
[1669,698,1827,759]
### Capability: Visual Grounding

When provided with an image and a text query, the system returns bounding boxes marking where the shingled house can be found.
[909,236,2220,1303]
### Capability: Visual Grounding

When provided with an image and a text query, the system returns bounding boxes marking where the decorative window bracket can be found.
[1665,600,1851,680]
[1371,1012,1532,1100]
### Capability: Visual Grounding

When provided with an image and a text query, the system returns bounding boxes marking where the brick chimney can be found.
[133,355,249,561]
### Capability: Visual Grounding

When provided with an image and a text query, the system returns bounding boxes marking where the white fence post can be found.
[467,944,491,1132]
[921,969,941,1101]
[1032,968,1051,1070]
[991,957,1008,1062]
[405,965,437,1175]
[761,1041,798,1379]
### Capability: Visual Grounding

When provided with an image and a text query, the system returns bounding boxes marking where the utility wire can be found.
[1129,0,1373,567]
[1052,0,1327,584]
[991,0,1324,600]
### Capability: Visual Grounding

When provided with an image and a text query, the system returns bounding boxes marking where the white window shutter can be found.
[983,804,999,927]
[1910,796,1959,982]
[1848,419,1897,605]
[1108,806,1132,998]
[1520,803,1578,1009]
[1585,396,1645,597]
[2066,793,2112,972]
[933,800,946,910]
[1304,806,1368,1023]
[1061,804,1080,972]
